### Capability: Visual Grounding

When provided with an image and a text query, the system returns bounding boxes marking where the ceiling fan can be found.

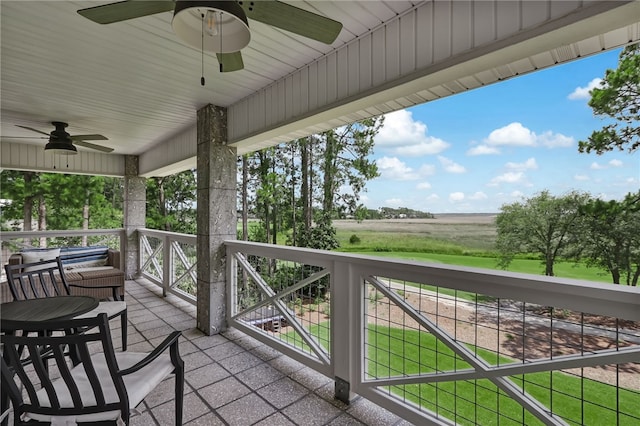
[2,122,113,155]
[76,0,343,73]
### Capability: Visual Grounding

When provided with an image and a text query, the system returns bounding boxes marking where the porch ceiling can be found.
[1,1,639,177]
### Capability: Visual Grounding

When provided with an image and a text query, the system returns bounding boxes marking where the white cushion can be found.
[21,248,61,271]
[24,351,176,424]
[69,266,115,273]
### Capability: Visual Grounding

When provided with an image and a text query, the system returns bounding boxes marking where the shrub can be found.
[349,234,361,244]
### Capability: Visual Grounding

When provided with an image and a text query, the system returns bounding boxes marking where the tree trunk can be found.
[158,178,170,231]
[38,195,46,247]
[290,144,296,245]
[301,138,311,233]
[631,267,639,286]
[611,268,621,284]
[82,189,90,246]
[544,256,554,276]
[22,172,34,232]
[241,155,249,241]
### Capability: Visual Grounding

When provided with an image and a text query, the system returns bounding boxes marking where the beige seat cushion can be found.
[24,351,175,424]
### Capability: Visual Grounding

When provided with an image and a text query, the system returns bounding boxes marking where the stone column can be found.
[123,155,145,280]
[196,104,237,335]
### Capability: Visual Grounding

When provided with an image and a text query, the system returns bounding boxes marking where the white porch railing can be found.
[4,230,639,424]
[137,228,197,305]
[225,240,640,426]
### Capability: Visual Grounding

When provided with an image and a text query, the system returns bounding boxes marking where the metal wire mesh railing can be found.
[225,241,640,425]
[362,276,640,425]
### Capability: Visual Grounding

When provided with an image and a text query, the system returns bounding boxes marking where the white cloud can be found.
[510,191,525,199]
[485,122,537,147]
[538,131,574,148]
[589,159,623,170]
[376,157,419,180]
[574,174,590,181]
[467,144,501,155]
[418,164,437,176]
[568,78,603,100]
[469,191,488,200]
[416,182,432,190]
[426,194,440,201]
[484,122,573,149]
[449,192,465,202]
[376,110,450,155]
[489,172,525,186]
[505,157,538,171]
[438,156,466,173]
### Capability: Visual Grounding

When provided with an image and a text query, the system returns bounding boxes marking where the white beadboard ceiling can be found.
[1,1,639,177]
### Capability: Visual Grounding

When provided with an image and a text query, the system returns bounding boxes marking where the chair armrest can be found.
[107,249,121,269]
[69,283,123,301]
[118,331,182,376]
[69,283,120,289]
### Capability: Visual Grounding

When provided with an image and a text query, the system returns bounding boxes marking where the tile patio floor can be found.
[120,279,413,426]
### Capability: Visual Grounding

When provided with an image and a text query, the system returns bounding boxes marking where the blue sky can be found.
[362,48,639,214]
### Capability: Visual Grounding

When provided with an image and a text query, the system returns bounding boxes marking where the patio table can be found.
[0,295,100,425]
[0,296,99,330]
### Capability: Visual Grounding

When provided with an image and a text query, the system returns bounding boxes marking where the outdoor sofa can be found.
[2,246,125,303]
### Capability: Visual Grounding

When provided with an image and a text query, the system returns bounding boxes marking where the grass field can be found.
[333,215,613,284]
[282,323,637,425]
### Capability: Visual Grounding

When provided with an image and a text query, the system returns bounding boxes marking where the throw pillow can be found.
[21,248,61,271]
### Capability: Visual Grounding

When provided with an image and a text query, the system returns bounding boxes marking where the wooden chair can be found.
[1,313,183,425]
[3,257,128,350]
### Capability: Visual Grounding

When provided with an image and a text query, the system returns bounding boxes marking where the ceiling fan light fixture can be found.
[45,139,78,155]
[172,1,250,53]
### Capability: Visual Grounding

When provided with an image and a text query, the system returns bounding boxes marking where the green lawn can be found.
[282,323,639,425]
[354,251,612,283]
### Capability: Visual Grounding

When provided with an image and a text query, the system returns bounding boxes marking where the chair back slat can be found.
[53,341,91,409]
[0,314,128,421]
[4,258,72,301]
[27,341,62,409]
[78,343,108,407]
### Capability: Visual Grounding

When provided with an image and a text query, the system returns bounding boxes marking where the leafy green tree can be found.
[146,170,196,233]
[1,171,123,247]
[318,118,382,218]
[578,191,640,285]
[579,43,640,154]
[496,191,590,276]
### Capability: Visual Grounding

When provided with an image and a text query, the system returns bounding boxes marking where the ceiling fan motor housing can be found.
[46,121,78,155]
[172,1,251,53]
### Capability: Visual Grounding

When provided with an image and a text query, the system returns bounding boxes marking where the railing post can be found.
[226,244,237,320]
[162,234,171,297]
[119,230,126,271]
[332,260,358,403]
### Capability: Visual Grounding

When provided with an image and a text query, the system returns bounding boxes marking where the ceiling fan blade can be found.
[73,140,114,153]
[77,1,175,24]
[217,52,244,73]
[2,136,47,139]
[241,1,342,45]
[70,134,109,141]
[15,125,50,136]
